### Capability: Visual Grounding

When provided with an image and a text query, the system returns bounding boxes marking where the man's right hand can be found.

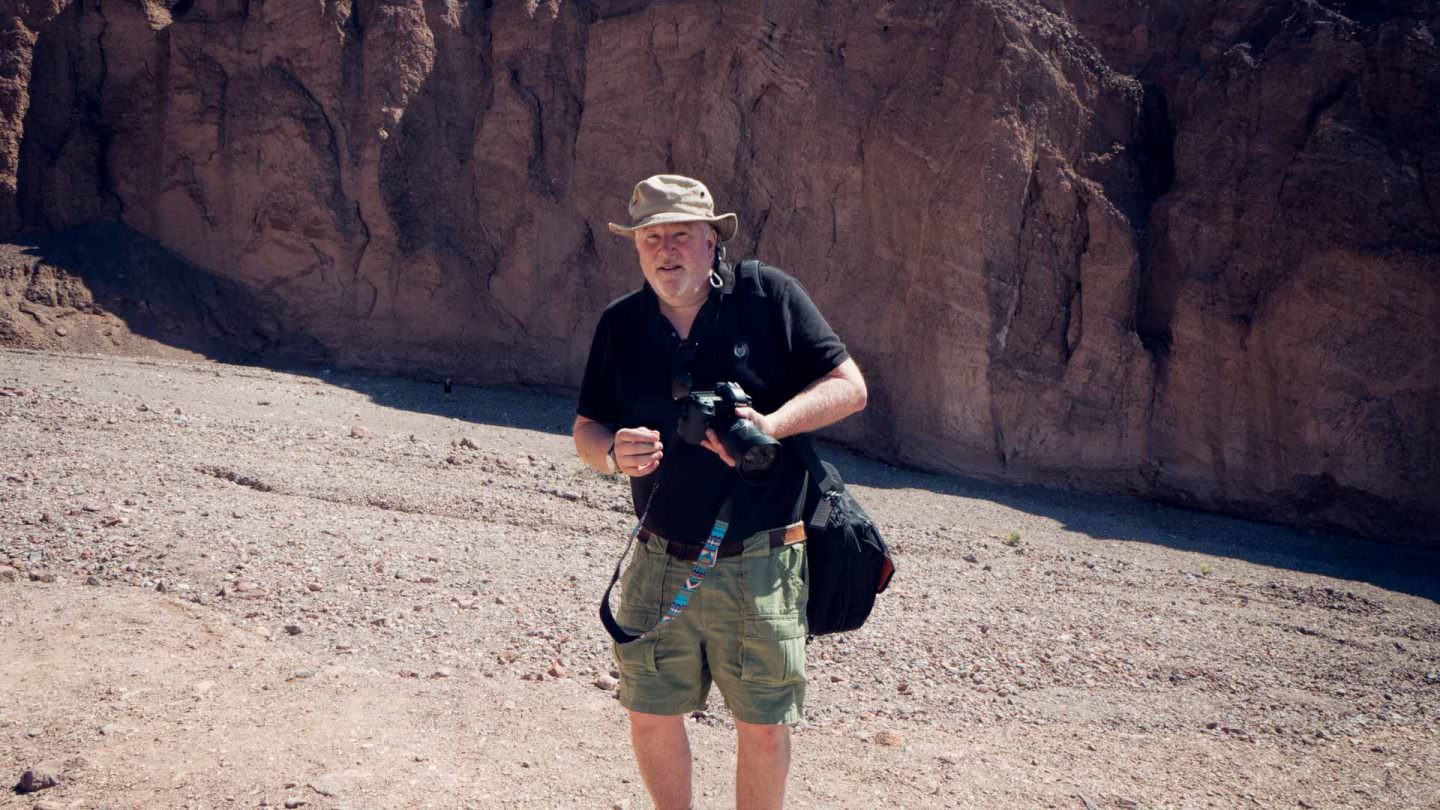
[614,427,663,477]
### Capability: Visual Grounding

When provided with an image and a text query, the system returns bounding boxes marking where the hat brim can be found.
[608,211,737,242]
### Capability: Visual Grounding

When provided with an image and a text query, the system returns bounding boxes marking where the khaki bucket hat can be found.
[607,174,738,241]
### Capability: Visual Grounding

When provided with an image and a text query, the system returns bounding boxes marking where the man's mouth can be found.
[659,263,682,273]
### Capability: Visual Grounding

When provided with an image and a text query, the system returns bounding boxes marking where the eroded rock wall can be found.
[1,0,1435,542]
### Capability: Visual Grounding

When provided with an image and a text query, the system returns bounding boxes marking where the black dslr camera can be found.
[675,382,782,483]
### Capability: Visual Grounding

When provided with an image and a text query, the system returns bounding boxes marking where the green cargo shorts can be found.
[610,525,809,725]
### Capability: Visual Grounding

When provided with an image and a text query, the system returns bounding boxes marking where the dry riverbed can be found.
[2,349,1437,809]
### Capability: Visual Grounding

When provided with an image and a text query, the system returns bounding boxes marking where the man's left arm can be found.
[703,358,866,463]
[751,357,866,439]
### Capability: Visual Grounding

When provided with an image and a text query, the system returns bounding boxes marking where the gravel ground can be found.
[1,348,1438,810]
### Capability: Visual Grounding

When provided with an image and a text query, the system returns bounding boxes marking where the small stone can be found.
[305,582,322,592]
[34,800,64,810]
[429,667,454,679]
[874,729,904,747]
[459,437,479,450]
[308,769,365,797]
[29,571,55,584]
[349,425,370,439]
[98,724,127,737]
[86,575,101,586]
[16,761,63,792]
[418,575,438,584]
[53,326,67,337]
[284,624,305,636]
[962,553,979,564]
[0,566,18,583]
[284,799,306,808]
[548,661,567,679]
[291,668,316,680]
[398,669,419,679]
[938,752,961,765]
[593,674,619,691]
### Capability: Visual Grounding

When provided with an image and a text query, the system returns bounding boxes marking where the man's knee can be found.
[630,710,685,737]
[736,720,790,756]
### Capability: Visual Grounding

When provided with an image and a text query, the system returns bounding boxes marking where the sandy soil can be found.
[1,348,1437,810]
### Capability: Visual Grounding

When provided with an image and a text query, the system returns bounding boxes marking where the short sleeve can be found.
[779,275,849,388]
[576,309,620,425]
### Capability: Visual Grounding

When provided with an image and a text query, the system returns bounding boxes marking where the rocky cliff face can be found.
[1,0,1436,543]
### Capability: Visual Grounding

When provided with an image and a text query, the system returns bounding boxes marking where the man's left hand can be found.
[701,406,775,467]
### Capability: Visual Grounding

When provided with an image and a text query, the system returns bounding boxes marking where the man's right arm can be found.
[573,415,617,474]
[573,415,664,477]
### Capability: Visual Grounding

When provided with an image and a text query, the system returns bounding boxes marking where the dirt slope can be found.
[1,348,1437,809]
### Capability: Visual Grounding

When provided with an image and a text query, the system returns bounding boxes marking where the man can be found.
[574,174,866,810]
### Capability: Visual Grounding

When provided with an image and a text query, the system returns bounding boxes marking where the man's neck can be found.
[659,300,705,340]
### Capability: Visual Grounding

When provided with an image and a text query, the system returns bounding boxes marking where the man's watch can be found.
[604,440,619,474]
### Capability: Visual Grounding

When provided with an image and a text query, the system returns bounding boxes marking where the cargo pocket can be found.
[741,542,807,684]
[612,609,660,677]
[619,539,669,614]
[740,630,806,685]
[743,543,806,618]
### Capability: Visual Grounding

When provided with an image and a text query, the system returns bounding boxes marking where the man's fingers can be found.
[702,430,737,468]
[616,430,663,459]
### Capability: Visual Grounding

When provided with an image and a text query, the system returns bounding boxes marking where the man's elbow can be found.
[840,360,868,416]
[848,376,868,416]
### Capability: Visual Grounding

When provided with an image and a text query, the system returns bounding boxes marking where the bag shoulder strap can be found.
[737,258,765,294]
[795,435,843,494]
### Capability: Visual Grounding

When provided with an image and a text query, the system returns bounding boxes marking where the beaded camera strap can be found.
[652,504,729,633]
[599,480,734,645]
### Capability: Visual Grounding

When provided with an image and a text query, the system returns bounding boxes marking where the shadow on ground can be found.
[6,223,1437,603]
[308,369,1440,605]
[826,443,1440,604]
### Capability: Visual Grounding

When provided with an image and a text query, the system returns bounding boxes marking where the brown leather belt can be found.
[640,522,807,561]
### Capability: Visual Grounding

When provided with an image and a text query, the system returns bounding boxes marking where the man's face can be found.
[633,221,717,312]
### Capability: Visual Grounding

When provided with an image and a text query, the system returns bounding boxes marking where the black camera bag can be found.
[794,436,895,636]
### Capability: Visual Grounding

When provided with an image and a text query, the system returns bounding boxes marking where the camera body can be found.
[676,382,782,482]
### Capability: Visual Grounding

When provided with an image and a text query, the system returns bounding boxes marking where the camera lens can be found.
[739,442,780,477]
[722,420,782,483]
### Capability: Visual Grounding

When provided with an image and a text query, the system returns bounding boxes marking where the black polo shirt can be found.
[577,261,849,547]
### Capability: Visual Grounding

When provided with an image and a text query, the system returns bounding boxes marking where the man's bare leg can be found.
[630,711,693,810]
[734,720,790,810]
